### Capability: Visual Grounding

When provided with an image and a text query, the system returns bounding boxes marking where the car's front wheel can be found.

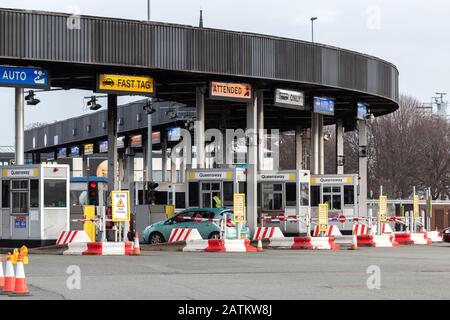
[208,232,221,240]
[149,232,165,244]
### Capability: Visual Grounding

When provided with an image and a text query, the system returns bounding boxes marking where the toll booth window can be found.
[344,186,355,205]
[311,186,320,207]
[223,182,234,207]
[12,191,28,214]
[30,180,39,208]
[175,192,186,209]
[300,183,310,206]
[286,183,297,207]
[188,182,200,207]
[155,192,168,205]
[44,180,67,208]
[2,181,10,208]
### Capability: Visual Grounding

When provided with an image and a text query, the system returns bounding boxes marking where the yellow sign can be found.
[112,191,131,222]
[318,204,329,233]
[430,198,433,219]
[233,193,246,224]
[165,205,175,219]
[210,82,253,102]
[84,144,94,155]
[413,195,420,219]
[379,196,388,222]
[97,74,155,96]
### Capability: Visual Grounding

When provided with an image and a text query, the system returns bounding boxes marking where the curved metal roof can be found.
[0,8,399,130]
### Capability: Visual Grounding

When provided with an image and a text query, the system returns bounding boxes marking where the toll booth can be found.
[310,174,359,233]
[258,170,311,234]
[185,168,247,209]
[0,164,70,247]
[69,177,108,230]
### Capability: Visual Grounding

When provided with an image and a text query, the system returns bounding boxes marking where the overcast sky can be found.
[0,0,449,145]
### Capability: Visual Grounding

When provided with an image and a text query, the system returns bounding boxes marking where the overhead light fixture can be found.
[25,90,40,106]
[143,99,156,115]
[87,96,102,111]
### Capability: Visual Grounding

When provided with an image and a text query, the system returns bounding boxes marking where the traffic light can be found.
[147,182,159,205]
[88,181,99,206]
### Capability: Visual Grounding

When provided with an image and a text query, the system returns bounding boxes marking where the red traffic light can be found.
[89,182,98,189]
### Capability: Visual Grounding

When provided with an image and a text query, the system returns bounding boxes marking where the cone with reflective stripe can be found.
[2,253,15,295]
[11,254,30,296]
[349,234,358,250]
[0,256,4,289]
[132,232,141,256]
[257,239,264,252]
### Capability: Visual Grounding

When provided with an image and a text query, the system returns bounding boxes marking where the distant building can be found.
[0,147,15,166]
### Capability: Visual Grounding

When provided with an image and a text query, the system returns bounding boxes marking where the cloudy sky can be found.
[0,0,449,145]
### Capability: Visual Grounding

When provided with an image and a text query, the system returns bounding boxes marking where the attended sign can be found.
[0,65,50,89]
[318,204,329,233]
[233,193,246,224]
[112,191,131,222]
[210,82,253,102]
[97,74,155,96]
[379,196,388,222]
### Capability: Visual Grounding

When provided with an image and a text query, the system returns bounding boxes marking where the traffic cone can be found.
[11,254,30,296]
[0,256,4,289]
[349,234,358,250]
[2,253,15,295]
[257,239,264,252]
[132,232,141,256]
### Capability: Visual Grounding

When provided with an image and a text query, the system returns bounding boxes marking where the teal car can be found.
[143,208,251,244]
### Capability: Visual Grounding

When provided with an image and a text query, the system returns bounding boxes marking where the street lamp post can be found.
[311,17,318,43]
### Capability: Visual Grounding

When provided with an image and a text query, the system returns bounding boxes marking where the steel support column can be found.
[107,95,118,193]
[318,114,325,175]
[296,128,303,170]
[257,91,265,171]
[358,120,368,217]
[15,88,24,166]
[336,119,345,175]
[196,87,206,169]
[310,113,320,175]
[247,94,258,232]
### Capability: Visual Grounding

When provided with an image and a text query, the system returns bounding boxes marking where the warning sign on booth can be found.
[112,191,130,222]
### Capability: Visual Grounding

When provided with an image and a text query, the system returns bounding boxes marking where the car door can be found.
[167,210,197,239]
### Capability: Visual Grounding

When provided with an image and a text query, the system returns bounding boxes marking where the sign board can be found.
[318,204,329,234]
[274,89,306,110]
[0,66,50,89]
[14,217,27,229]
[313,97,335,116]
[413,195,420,219]
[57,148,67,159]
[2,168,38,178]
[168,127,181,142]
[99,141,108,153]
[111,191,131,222]
[47,152,55,161]
[152,132,161,145]
[233,193,246,224]
[97,74,155,96]
[311,176,354,185]
[130,135,143,148]
[70,146,80,157]
[210,81,253,103]
[188,171,234,181]
[379,196,388,222]
[258,173,296,182]
[357,103,368,120]
[117,137,125,149]
[84,144,94,155]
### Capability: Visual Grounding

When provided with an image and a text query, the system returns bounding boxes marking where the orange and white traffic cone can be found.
[257,239,264,252]
[11,254,30,296]
[132,232,141,256]
[349,234,358,250]
[2,253,15,295]
[0,255,4,289]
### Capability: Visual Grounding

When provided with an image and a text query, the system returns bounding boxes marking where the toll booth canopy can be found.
[186,169,246,209]
[0,165,70,245]
[310,175,358,221]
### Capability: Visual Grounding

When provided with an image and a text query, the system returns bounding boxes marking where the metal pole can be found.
[15,88,25,166]
[147,110,153,183]
[311,20,314,43]
[107,95,118,193]
[246,94,258,234]
[147,0,151,21]
[257,91,265,171]
[196,87,206,169]
[336,119,345,175]
[358,119,368,218]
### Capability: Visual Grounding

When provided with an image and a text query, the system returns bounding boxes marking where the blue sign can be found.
[168,127,181,142]
[58,147,67,159]
[15,218,27,229]
[47,152,55,161]
[71,146,80,157]
[0,66,50,88]
[357,103,368,120]
[314,97,335,116]
[99,141,108,153]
